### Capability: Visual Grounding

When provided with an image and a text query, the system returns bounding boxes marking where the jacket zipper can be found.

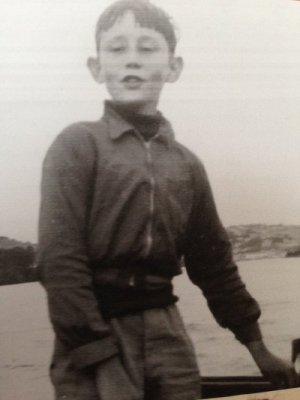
[144,140,155,257]
[134,131,157,259]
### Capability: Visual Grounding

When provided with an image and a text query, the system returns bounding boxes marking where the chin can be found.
[114,98,149,111]
[116,94,145,103]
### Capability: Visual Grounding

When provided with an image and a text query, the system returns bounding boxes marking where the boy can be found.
[37,1,298,399]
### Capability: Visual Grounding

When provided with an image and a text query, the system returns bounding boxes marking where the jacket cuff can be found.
[70,336,119,369]
[232,322,262,344]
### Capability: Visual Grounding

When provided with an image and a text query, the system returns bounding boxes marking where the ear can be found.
[166,56,183,83]
[87,56,104,84]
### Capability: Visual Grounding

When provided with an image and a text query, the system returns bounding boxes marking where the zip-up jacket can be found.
[37,102,262,369]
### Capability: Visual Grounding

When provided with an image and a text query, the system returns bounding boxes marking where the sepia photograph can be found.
[1,1,300,399]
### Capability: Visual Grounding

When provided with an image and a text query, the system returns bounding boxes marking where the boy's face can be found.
[88,11,182,114]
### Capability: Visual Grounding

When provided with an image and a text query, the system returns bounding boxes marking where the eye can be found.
[104,39,126,54]
[140,45,156,53]
[139,38,159,53]
[108,45,125,53]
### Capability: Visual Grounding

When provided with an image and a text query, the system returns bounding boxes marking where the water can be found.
[0,258,299,399]
[175,258,300,376]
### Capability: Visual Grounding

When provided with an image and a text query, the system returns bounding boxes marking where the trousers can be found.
[50,305,201,400]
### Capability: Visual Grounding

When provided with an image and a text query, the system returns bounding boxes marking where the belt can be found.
[94,268,171,289]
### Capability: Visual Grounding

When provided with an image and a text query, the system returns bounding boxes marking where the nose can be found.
[125,48,142,69]
[126,61,141,69]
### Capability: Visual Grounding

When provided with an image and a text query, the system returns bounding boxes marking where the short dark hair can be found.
[95,0,178,53]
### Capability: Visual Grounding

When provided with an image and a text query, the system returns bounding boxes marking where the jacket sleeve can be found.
[37,124,118,369]
[184,157,262,344]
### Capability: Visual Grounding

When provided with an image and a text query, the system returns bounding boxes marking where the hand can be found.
[246,340,299,389]
[95,356,140,400]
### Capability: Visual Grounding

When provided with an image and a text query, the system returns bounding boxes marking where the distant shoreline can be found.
[1,224,299,286]
[227,224,300,262]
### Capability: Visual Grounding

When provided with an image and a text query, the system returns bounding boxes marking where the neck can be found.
[108,100,162,141]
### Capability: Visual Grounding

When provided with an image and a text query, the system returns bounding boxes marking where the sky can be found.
[1,0,300,242]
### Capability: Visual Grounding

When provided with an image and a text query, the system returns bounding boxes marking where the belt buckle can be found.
[128,274,136,287]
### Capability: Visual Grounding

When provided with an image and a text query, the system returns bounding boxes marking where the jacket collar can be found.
[102,100,175,144]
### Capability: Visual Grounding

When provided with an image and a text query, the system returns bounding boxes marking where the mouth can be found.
[122,75,145,83]
[121,76,145,90]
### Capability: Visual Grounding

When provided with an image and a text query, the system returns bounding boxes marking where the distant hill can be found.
[227,224,300,261]
[0,237,37,285]
[0,236,36,250]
